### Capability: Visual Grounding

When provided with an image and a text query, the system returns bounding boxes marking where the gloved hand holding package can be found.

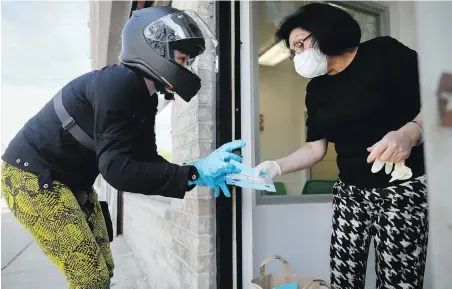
[189,140,246,197]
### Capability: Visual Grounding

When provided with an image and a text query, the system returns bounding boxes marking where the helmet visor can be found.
[144,10,218,58]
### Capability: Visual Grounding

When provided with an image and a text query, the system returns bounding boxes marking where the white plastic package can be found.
[226,160,276,192]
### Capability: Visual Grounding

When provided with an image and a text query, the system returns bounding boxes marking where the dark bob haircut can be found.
[275,3,361,56]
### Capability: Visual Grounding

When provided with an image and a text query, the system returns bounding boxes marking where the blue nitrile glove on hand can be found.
[189,140,246,198]
[191,175,230,198]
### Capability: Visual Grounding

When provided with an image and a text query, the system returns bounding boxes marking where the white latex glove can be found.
[253,160,282,180]
[371,159,413,182]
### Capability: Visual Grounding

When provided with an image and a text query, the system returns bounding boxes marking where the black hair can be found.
[275,3,361,56]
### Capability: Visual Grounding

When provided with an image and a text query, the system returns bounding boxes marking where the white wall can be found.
[385,1,418,49]
[414,2,452,288]
[244,2,433,288]
[254,203,332,279]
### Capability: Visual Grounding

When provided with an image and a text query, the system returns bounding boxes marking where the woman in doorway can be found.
[254,3,427,289]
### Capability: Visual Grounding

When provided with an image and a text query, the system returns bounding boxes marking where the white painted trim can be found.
[337,1,391,36]
[231,3,238,289]
[89,0,112,70]
[240,1,260,286]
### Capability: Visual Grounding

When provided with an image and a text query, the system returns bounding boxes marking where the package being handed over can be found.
[226,160,276,192]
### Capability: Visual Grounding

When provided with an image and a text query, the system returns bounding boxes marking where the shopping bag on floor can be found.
[251,255,332,289]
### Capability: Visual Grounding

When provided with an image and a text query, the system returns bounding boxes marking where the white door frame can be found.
[239,1,397,286]
[239,1,260,287]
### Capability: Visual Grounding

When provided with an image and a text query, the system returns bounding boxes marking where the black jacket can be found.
[1,65,198,198]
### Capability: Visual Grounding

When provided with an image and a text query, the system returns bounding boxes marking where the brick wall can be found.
[122,1,218,288]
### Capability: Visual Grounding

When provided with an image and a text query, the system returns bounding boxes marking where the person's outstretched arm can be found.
[91,68,244,198]
[91,68,197,198]
[254,139,328,180]
[255,78,329,180]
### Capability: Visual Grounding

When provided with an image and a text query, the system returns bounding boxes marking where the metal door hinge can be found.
[215,55,219,73]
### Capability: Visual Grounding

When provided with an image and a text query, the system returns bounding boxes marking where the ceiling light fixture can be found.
[258,41,290,66]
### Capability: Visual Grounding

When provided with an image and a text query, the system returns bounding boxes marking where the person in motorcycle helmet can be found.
[1,6,244,289]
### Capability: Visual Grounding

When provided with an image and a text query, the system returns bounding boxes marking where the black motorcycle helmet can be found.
[119,6,217,102]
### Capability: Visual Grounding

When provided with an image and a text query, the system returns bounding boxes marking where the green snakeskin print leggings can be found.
[1,162,114,289]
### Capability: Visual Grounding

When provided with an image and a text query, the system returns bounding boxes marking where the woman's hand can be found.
[254,139,328,180]
[254,161,282,180]
[367,124,420,163]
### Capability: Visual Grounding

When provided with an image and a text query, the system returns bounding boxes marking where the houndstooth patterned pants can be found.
[330,175,428,289]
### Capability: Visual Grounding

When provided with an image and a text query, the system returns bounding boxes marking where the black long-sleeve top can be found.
[2,64,198,198]
[305,36,424,189]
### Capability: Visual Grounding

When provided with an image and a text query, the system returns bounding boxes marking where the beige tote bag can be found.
[251,255,332,289]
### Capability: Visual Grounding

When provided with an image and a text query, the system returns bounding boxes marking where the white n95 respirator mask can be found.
[293,48,328,79]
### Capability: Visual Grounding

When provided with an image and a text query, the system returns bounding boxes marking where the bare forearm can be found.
[275,140,327,175]
[398,112,423,146]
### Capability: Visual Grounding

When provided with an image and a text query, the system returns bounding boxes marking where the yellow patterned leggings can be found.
[1,162,114,289]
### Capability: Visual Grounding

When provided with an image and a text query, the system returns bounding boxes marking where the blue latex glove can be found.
[193,175,230,198]
[189,140,246,197]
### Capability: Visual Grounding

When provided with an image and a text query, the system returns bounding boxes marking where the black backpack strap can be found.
[53,90,95,152]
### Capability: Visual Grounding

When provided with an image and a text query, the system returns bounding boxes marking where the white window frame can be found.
[240,1,391,206]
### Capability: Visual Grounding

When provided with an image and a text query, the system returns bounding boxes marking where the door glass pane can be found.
[257,1,379,196]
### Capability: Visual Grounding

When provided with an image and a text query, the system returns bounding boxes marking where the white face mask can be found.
[293,48,328,79]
